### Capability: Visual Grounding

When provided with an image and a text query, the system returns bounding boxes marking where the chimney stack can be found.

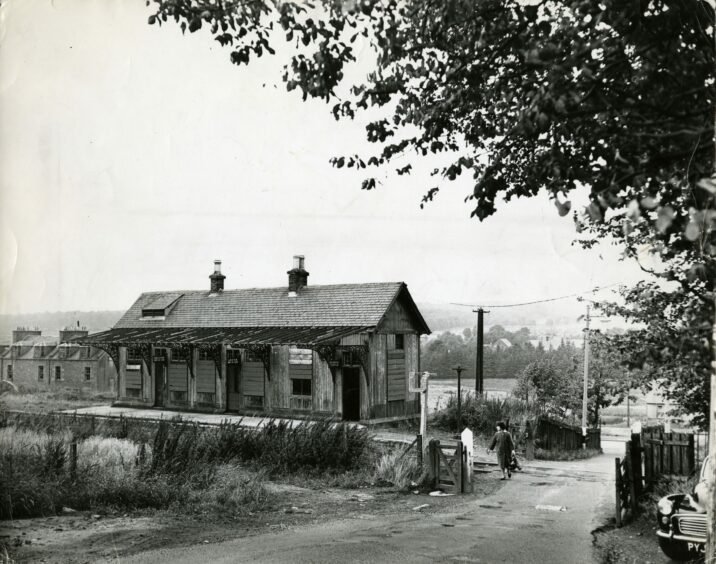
[12,327,41,343]
[209,259,226,294]
[287,255,309,296]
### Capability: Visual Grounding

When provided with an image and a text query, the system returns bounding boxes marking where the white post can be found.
[582,305,590,448]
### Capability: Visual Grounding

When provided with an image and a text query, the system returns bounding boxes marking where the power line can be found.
[450,282,624,309]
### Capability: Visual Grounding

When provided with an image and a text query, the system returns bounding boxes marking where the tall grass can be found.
[431,394,542,439]
[373,448,421,489]
[0,418,371,519]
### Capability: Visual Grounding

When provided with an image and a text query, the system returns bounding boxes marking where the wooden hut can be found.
[80,257,430,423]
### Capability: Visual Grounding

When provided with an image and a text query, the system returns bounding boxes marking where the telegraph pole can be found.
[582,305,590,448]
[473,308,488,395]
[452,365,465,434]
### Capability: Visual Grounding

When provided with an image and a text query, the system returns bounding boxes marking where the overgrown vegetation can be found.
[0,418,374,520]
[0,389,114,413]
[430,394,542,440]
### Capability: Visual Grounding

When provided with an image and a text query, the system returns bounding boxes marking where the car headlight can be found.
[658,498,674,515]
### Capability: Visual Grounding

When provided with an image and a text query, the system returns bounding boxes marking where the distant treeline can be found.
[421,325,579,380]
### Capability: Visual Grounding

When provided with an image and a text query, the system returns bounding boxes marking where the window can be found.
[292,378,312,397]
[6,365,12,381]
[394,334,404,350]
[127,347,142,362]
[38,366,44,381]
[84,367,91,381]
[171,347,188,363]
[198,349,214,361]
[55,366,62,381]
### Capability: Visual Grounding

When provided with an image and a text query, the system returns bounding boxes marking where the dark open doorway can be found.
[342,367,361,421]
[154,361,166,407]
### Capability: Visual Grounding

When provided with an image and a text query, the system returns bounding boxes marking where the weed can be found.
[373,448,421,489]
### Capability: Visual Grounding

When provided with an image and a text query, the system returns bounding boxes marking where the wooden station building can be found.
[80,257,430,422]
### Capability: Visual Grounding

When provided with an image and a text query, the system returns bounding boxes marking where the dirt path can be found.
[102,452,616,564]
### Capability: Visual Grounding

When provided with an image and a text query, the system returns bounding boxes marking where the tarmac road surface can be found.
[109,442,619,564]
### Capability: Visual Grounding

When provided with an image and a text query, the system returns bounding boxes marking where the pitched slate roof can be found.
[113,282,429,332]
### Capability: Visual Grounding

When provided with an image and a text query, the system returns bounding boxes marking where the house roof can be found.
[113,282,430,333]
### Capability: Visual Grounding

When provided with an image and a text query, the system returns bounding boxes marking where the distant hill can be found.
[0,311,124,344]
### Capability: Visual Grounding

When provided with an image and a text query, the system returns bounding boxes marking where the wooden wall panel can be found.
[387,350,405,401]
[196,360,215,393]
[125,369,142,388]
[312,351,334,413]
[379,297,417,333]
[168,363,188,391]
[243,361,265,396]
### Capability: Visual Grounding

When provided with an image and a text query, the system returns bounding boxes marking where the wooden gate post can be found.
[687,434,695,475]
[625,442,638,515]
[416,434,423,468]
[630,433,642,497]
[428,439,439,489]
[455,440,464,494]
[615,457,622,527]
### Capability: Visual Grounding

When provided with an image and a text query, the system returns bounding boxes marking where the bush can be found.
[373,448,421,489]
[186,465,274,515]
[431,394,542,439]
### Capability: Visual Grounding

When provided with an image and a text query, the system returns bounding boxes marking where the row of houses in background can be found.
[0,327,116,392]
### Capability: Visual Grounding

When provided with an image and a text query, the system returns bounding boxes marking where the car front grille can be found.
[676,515,707,537]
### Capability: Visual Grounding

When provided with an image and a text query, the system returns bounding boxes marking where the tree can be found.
[148,0,716,555]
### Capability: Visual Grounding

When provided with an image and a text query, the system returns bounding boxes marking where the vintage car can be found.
[656,455,711,561]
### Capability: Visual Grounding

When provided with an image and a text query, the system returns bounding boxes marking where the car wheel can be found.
[658,537,702,562]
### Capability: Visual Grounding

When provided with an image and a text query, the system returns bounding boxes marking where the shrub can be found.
[373,448,421,489]
[431,394,542,439]
[186,465,274,515]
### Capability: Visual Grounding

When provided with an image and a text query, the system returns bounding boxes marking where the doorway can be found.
[227,351,241,411]
[342,367,361,421]
[154,361,166,407]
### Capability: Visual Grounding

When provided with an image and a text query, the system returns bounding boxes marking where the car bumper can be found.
[656,529,706,545]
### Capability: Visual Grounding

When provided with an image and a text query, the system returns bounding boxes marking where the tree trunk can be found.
[707,284,716,563]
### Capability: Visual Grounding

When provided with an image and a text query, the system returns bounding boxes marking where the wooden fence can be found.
[614,429,700,527]
[534,416,601,452]
[642,430,695,483]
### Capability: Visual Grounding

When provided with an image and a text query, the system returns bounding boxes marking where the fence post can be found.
[416,434,423,468]
[428,440,438,489]
[687,434,695,475]
[630,433,642,498]
[455,440,464,494]
[625,442,638,515]
[615,457,622,528]
[70,441,78,482]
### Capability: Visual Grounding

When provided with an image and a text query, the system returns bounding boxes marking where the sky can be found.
[0,0,649,317]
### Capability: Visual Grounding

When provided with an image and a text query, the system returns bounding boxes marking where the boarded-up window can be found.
[289,348,312,410]
[243,354,265,405]
[387,347,406,402]
[168,361,188,404]
[196,356,216,405]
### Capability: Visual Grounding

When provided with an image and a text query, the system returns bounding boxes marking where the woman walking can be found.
[487,421,516,480]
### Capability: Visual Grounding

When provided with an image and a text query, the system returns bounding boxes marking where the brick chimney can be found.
[12,327,41,343]
[59,327,89,343]
[287,255,309,296]
[209,260,226,294]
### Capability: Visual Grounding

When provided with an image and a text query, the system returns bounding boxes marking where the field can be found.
[428,378,516,413]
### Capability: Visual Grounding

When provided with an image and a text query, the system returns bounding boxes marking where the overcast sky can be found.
[0,0,648,317]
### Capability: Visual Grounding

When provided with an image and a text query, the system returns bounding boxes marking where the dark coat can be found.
[489,430,515,470]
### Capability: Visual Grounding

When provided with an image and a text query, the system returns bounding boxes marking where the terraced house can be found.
[0,327,116,391]
[80,257,430,422]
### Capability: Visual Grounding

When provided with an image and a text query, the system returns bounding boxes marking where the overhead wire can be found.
[449,282,624,309]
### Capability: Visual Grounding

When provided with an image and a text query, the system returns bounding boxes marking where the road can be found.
[109,442,620,564]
